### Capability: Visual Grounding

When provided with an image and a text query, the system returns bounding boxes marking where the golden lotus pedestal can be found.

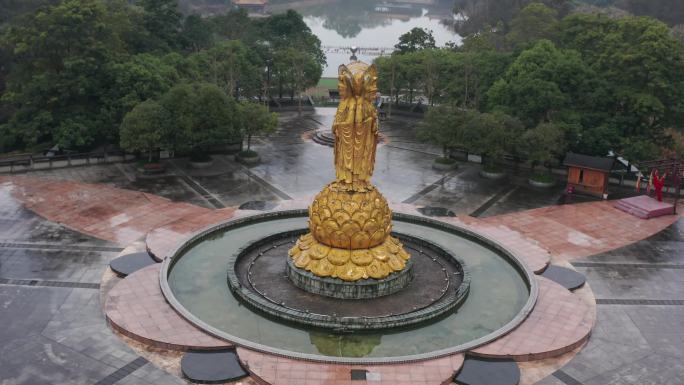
[287,182,413,299]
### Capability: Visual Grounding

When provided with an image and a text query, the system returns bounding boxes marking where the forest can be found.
[0,0,323,158]
[1,0,683,166]
[377,2,684,168]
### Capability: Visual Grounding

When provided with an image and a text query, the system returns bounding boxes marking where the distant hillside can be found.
[577,0,684,26]
[0,0,59,24]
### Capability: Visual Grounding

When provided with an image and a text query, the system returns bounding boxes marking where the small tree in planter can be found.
[160,82,239,163]
[238,101,277,161]
[465,111,522,175]
[418,105,465,168]
[519,122,566,183]
[119,99,167,165]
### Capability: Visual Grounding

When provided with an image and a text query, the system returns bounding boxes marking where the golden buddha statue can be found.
[288,59,410,282]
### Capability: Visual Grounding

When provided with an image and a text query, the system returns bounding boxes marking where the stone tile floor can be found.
[472,277,594,361]
[105,264,230,351]
[238,348,465,385]
[1,109,684,384]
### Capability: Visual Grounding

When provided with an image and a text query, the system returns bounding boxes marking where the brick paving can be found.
[471,276,594,361]
[477,200,681,261]
[448,216,551,273]
[4,175,681,384]
[145,208,236,261]
[1,176,222,245]
[5,176,677,269]
[237,348,464,385]
[104,264,231,351]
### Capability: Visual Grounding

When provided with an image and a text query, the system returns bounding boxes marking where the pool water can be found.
[167,216,529,359]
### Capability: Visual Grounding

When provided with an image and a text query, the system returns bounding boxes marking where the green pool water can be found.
[167,216,529,359]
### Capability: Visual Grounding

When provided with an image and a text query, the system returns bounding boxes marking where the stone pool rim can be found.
[159,209,539,364]
[228,230,470,331]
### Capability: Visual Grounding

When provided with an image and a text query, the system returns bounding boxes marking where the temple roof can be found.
[563,152,615,171]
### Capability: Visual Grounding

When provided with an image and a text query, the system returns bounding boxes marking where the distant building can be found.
[232,0,268,13]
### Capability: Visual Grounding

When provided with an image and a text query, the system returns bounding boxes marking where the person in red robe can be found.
[653,170,668,202]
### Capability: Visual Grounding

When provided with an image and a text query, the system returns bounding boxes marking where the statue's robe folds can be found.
[288,60,410,282]
[333,62,378,191]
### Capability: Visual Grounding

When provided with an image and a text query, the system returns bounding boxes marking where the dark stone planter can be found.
[236,153,260,165]
[432,160,458,171]
[224,229,471,331]
[189,159,214,169]
[136,163,166,175]
[479,170,506,180]
[528,178,555,188]
[286,258,414,300]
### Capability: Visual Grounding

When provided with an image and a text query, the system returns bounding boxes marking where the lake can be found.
[275,0,462,76]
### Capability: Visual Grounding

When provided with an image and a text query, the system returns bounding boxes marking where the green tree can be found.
[119,99,166,162]
[100,53,179,143]
[418,105,467,158]
[519,122,566,173]
[277,46,322,115]
[620,137,661,162]
[181,14,214,52]
[1,0,125,149]
[464,111,523,170]
[138,0,182,51]
[559,14,684,155]
[394,27,436,54]
[159,82,240,159]
[258,10,324,100]
[446,51,512,109]
[506,3,559,48]
[673,25,684,44]
[239,102,277,151]
[185,40,262,99]
[211,8,258,43]
[487,40,596,126]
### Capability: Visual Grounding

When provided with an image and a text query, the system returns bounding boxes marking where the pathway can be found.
[0,176,233,246]
[2,176,678,261]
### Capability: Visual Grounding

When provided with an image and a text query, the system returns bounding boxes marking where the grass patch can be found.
[482,163,503,173]
[434,156,457,165]
[530,173,554,183]
[135,159,158,167]
[238,149,258,158]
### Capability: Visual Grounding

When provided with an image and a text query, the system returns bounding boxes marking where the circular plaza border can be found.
[159,210,539,364]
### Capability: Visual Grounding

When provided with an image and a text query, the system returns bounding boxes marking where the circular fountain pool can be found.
[161,210,537,364]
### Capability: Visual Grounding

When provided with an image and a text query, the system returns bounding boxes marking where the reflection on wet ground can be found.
[3,109,566,217]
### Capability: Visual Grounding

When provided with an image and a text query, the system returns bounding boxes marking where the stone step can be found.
[614,201,650,219]
[614,195,675,219]
[312,130,335,147]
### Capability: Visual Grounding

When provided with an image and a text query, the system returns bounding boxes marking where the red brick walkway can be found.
[238,348,464,385]
[145,208,237,261]
[5,176,677,264]
[476,201,680,261]
[471,277,594,361]
[105,264,231,350]
[1,176,233,245]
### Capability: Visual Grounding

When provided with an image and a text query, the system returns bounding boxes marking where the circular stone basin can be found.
[228,231,470,331]
[161,210,537,363]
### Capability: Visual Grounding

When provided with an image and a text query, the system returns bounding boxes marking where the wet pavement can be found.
[7,109,560,216]
[537,219,684,385]
[1,108,683,384]
[0,192,185,385]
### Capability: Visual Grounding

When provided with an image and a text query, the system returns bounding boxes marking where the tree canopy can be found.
[0,1,323,153]
[377,2,684,162]
[394,28,437,54]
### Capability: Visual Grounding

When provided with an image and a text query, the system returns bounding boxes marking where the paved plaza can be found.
[1,109,683,385]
